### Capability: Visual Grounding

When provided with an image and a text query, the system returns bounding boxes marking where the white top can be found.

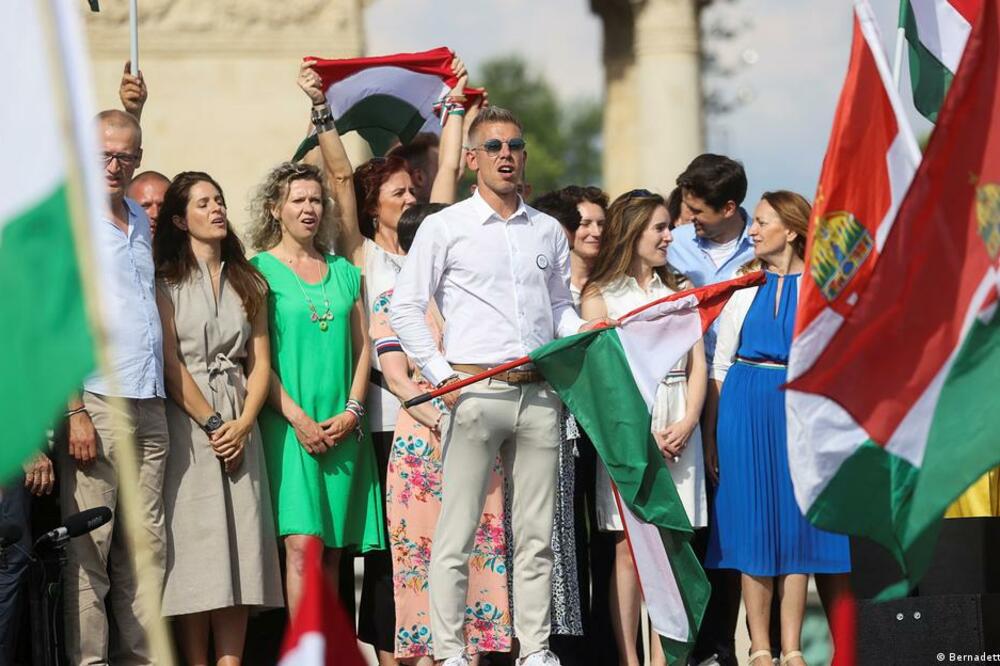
[84,198,164,399]
[600,274,686,375]
[362,238,405,431]
[596,273,706,529]
[390,190,585,386]
[704,236,739,269]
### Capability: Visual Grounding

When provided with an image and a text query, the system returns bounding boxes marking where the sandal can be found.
[749,650,775,665]
[780,650,807,665]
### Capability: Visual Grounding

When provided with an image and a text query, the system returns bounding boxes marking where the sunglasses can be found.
[624,188,656,199]
[472,138,527,155]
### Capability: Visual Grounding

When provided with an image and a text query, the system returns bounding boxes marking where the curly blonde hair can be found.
[246,162,336,253]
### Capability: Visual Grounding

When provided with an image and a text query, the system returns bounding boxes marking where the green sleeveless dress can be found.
[250,252,384,552]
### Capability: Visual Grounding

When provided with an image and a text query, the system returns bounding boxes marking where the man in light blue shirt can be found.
[667,153,755,666]
[60,109,168,665]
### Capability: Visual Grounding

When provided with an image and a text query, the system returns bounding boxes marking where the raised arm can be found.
[429,56,469,205]
[298,60,365,265]
[119,60,147,120]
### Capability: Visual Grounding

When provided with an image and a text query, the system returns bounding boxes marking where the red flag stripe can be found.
[788,1,1000,445]
[305,47,458,90]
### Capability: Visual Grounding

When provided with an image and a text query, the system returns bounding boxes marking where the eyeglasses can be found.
[471,138,527,155]
[101,151,139,167]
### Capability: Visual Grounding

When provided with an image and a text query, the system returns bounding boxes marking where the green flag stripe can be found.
[807,308,1000,597]
[292,94,431,161]
[531,329,708,663]
[901,0,956,122]
[0,184,94,479]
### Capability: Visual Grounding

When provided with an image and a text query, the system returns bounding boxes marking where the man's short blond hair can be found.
[467,106,523,146]
[96,109,142,150]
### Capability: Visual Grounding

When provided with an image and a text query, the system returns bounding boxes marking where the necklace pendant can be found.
[310,312,319,322]
[319,320,329,332]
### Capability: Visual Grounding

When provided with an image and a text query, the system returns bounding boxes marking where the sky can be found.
[365,0,933,205]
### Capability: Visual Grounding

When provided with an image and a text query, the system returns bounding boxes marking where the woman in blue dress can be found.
[704,191,850,666]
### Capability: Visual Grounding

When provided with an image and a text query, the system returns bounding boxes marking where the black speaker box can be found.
[850,518,1000,599]
[857,594,1000,665]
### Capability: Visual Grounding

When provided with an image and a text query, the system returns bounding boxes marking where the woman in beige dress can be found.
[153,171,283,666]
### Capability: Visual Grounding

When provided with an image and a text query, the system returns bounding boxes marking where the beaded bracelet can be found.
[344,399,366,441]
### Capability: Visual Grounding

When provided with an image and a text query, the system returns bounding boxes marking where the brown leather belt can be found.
[452,363,543,385]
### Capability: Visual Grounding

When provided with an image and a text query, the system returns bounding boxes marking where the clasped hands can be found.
[291,409,359,455]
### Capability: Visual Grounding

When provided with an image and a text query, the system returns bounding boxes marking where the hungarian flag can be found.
[293,47,478,159]
[0,0,103,478]
[787,0,1000,597]
[788,0,922,384]
[279,537,366,666]
[531,272,764,664]
[899,0,983,121]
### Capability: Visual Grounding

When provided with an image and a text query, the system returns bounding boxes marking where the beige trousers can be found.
[429,376,560,659]
[58,392,168,666]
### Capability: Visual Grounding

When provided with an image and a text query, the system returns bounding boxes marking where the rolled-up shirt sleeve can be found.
[389,217,454,386]
[550,230,586,338]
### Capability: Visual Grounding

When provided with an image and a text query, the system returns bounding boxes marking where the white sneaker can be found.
[440,656,471,666]
[517,649,562,666]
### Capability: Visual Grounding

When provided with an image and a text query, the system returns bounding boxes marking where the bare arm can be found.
[702,379,722,484]
[580,286,609,322]
[429,56,468,205]
[318,294,371,444]
[299,60,365,265]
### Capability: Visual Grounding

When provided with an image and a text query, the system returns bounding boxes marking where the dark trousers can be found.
[550,434,620,666]
[357,431,396,654]
[0,480,30,666]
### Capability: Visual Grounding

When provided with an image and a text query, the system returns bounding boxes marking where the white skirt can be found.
[595,376,707,531]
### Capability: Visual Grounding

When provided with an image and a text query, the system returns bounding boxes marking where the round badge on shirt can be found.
[536,254,550,270]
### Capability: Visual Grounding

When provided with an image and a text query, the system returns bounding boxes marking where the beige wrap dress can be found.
[159,265,283,616]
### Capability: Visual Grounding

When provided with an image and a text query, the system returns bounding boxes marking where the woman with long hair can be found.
[154,171,283,665]
[246,161,383,615]
[580,190,708,666]
[705,191,851,666]
[297,58,483,664]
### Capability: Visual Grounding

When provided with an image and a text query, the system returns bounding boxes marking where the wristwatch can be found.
[202,413,224,434]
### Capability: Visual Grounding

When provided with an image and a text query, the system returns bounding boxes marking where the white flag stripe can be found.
[325,65,450,126]
[856,0,923,168]
[277,632,325,666]
[786,389,869,510]
[616,492,689,642]
[617,300,702,411]
[875,130,923,251]
[884,270,998,464]
[0,0,64,227]
[911,0,974,72]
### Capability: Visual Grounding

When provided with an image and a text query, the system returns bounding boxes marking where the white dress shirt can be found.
[390,190,585,386]
[83,198,165,399]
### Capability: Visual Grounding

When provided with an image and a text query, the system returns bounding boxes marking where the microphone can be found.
[36,507,113,548]
[0,524,22,549]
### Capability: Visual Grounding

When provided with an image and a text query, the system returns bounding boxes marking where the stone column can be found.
[593,0,705,198]
[83,0,367,231]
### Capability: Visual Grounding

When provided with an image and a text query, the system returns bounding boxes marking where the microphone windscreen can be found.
[64,507,113,538]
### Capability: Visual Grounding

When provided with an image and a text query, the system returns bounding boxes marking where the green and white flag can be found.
[530,272,763,665]
[899,0,982,121]
[0,0,104,479]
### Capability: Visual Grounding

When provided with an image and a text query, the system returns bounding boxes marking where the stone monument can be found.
[83,0,368,226]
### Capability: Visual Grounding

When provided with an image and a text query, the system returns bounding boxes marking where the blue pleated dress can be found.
[705,272,851,576]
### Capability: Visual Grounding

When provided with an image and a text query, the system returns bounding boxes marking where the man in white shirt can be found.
[61,109,167,665]
[390,107,603,666]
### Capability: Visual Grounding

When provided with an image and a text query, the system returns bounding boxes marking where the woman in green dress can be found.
[247,162,384,614]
